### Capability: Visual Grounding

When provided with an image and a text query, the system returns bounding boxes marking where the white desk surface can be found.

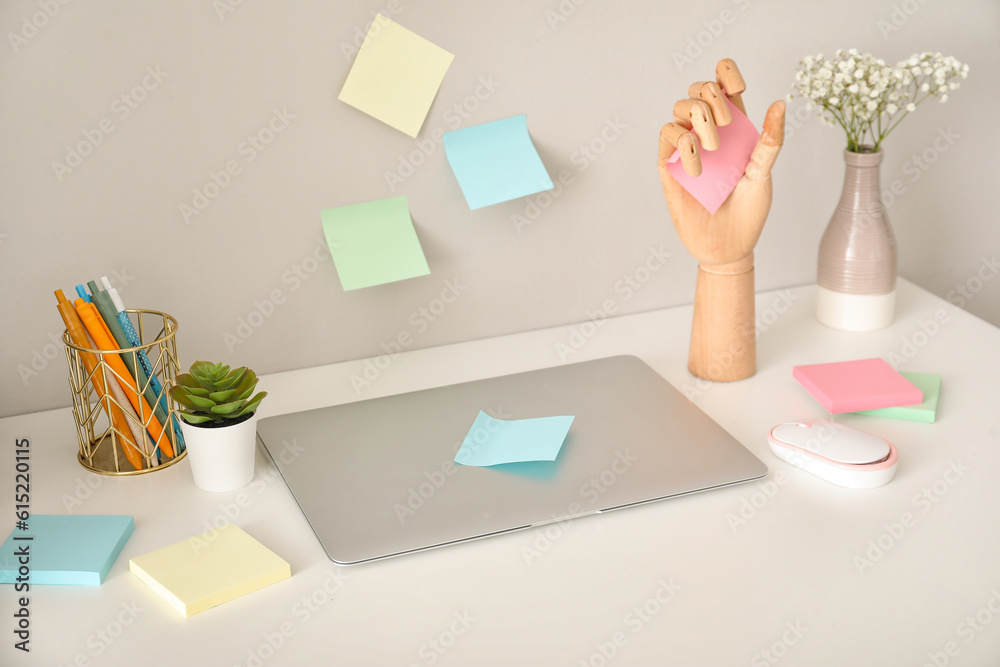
[3,279,1000,666]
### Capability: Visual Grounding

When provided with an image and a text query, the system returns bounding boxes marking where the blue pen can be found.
[75,284,92,302]
[100,277,186,455]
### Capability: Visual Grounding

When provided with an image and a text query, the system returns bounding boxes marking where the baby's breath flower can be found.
[790,50,968,152]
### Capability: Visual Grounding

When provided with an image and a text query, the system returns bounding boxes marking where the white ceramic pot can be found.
[180,414,258,492]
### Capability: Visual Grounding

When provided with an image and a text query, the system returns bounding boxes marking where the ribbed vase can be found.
[815,148,897,331]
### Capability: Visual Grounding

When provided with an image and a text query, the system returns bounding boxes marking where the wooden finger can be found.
[676,133,701,177]
[660,122,689,147]
[687,81,732,126]
[716,58,747,114]
[673,99,719,151]
[659,122,701,177]
[745,100,785,181]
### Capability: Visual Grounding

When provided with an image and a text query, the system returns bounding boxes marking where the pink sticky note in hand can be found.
[792,358,924,414]
[666,95,760,214]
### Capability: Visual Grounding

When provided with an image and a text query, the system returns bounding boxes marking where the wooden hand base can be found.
[688,255,756,382]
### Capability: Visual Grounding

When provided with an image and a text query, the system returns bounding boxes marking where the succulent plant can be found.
[169,361,267,426]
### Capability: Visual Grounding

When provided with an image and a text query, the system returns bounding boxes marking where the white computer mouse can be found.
[767,420,898,489]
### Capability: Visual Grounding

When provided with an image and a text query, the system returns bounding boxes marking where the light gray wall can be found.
[2,0,997,418]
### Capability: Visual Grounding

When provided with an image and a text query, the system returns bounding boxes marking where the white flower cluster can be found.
[790,49,969,152]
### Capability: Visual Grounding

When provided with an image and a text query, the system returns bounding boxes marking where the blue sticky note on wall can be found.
[0,515,134,586]
[443,114,554,209]
[455,411,574,466]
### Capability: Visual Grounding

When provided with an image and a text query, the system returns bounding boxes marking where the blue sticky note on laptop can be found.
[443,114,554,209]
[455,411,574,467]
[0,515,134,586]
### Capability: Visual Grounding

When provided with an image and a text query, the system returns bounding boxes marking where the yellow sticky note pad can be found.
[338,14,454,137]
[129,524,290,617]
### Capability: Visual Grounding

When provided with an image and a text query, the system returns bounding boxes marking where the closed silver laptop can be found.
[256,355,767,565]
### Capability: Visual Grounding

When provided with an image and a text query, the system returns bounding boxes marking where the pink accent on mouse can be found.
[768,420,898,488]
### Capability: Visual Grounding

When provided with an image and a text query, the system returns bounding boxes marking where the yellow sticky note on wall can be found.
[338,14,454,137]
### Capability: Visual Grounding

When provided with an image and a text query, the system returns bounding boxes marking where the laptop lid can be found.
[256,355,767,565]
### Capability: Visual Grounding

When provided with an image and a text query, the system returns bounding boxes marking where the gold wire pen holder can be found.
[63,310,187,475]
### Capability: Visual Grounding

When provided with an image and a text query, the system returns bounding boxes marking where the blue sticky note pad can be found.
[443,114,554,209]
[454,411,574,466]
[0,515,134,586]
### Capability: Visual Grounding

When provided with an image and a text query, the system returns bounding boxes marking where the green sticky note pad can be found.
[0,515,134,586]
[322,196,431,291]
[855,371,941,422]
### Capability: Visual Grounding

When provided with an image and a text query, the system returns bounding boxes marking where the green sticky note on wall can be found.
[854,371,941,422]
[321,195,431,291]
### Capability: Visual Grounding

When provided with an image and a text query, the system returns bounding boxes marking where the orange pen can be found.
[55,290,144,470]
[74,298,175,458]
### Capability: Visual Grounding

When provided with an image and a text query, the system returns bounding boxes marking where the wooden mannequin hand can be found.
[657,59,785,272]
[656,59,785,382]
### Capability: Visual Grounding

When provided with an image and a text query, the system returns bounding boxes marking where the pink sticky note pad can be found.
[792,358,924,414]
[666,95,759,214]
